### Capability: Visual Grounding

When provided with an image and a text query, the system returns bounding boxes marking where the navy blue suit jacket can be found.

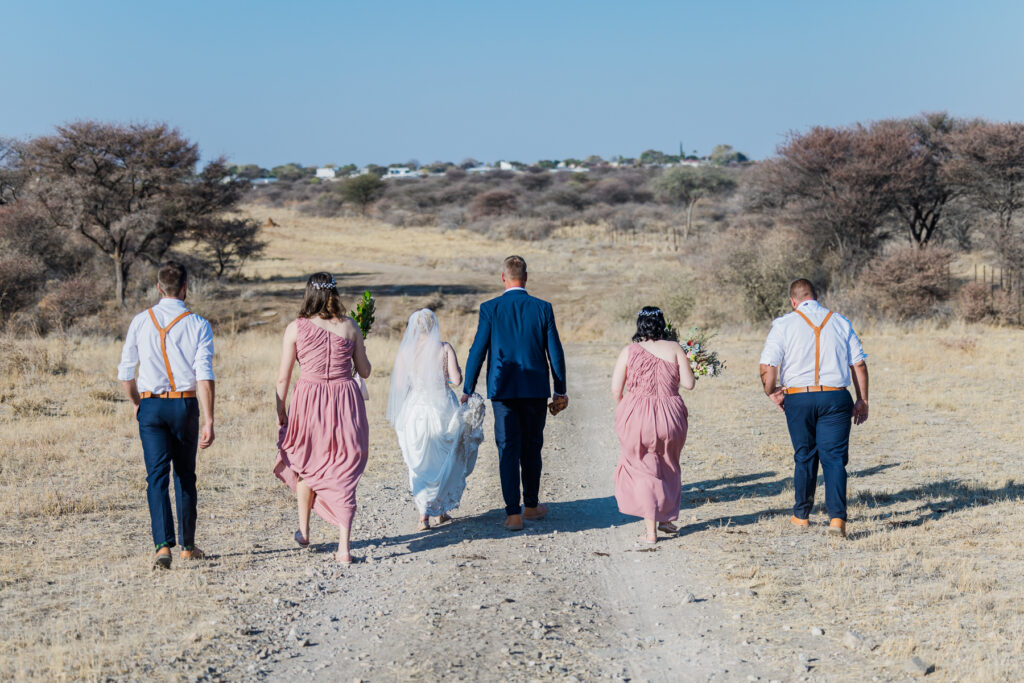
[463,289,567,400]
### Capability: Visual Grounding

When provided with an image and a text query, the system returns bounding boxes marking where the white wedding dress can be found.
[387,310,485,516]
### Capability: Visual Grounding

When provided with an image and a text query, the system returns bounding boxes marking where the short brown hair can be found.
[299,272,344,320]
[503,255,527,283]
[789,278,817,301]
[158,261,187,295]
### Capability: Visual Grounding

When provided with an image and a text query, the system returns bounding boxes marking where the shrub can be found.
[957,281,992,323]
[704,226,828,322]
[36,276,106,329]
[517,171,552,192]
[468,190,518,219]
[0,254,43,320]
[861,246,953,321]
[542,187,589,210]
[438,206,466,231]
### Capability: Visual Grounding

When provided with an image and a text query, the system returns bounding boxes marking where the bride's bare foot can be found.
[417,516,430,531]
[333,551,352,565]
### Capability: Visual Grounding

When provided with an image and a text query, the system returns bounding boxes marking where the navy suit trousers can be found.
[784,390,853,521]
[492,398,547,516]
[138,397,200,549]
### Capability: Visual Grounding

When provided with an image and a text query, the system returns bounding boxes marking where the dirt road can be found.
[241,346,816,683]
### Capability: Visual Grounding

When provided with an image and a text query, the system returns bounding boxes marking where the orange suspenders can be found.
[785,309,837,394]
[147,308,193,393]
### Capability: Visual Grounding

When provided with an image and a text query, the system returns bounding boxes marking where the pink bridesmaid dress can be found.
[274,318,369,529]
[613,344,688,522]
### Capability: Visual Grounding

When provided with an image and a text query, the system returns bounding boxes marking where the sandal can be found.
[658,522,679,535]
[637,532,658,545]
[294,530,310,548]
[438,513,452,524]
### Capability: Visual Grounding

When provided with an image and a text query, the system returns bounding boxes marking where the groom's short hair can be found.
[503,255,527,282]
[789,278,817,301]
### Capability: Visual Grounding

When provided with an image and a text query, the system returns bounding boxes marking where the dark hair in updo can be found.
[632,306,678,343]
[299,272,345,320]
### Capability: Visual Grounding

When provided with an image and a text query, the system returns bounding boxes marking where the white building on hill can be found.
[315,167,337,180]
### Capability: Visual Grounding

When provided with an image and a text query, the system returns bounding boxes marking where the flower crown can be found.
[311,277,337,291]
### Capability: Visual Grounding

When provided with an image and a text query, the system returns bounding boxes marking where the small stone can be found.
[682,592,696,604]
[843,630,867,650]
[732,613,743,620]
[745,588,757,598]
[810,627,825,636]
[905,657,934,676]
[532,629,544,640]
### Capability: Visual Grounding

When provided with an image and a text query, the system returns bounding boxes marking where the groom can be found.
[462,255,568,531]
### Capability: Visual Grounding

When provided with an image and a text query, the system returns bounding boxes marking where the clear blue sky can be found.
[2,1,1022,167]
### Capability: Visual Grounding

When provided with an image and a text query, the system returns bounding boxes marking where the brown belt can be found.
[141,391,197,399]
[784,385,844,395]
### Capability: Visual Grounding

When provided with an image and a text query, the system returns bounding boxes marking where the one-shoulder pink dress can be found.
[613,344,688,522]
[274,318,369,529]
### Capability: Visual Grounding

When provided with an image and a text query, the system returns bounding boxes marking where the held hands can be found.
[853,399,869,425]
[460,393,470,405]
[199,420,215,450]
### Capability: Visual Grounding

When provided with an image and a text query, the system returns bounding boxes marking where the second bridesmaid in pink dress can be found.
[274,272,372,565]
[611,306,695,544]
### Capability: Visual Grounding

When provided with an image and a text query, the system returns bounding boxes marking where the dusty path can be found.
[250,346,794,682]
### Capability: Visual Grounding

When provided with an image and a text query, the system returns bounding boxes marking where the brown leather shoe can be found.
[153,547,172,570]
[179,547,206,560]
[790,516,809,528]
[523,504,549,521]
[828,518,846,537]
[504,514,524,531]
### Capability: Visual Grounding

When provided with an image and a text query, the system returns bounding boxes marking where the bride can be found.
[387,309,485,530]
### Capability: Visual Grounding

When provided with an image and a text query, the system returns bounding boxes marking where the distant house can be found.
[315,167,337,180]
[467,165,494,174]
[498,161,514,171]
[384,167,416,179]
[250,177,278,185]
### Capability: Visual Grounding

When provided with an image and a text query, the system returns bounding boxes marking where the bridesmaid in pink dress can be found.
[611,306,695,544]
[274,272,372,565]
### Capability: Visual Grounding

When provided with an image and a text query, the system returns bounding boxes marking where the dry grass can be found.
[1,211,1022,680]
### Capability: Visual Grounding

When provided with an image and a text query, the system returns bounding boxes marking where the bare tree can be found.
[0,137,26,205]
[880,113,969,247]
[25,121,249,305]
[949,121,1024,278]
[751,124,905,274]
[193,217,266,277]
[653,166,737,248]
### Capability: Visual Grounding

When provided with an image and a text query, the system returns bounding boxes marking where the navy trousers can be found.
[492,398,548,516]
[138,397,200,549]
[784,390,854,521]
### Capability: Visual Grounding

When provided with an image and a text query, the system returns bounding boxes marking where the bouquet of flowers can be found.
[672,325,726,380]
[350,290,375,339]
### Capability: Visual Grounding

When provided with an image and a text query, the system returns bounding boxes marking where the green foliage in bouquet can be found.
[350,290,375,339]
[667,323,726,380]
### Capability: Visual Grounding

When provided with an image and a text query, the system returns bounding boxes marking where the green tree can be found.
[270,163,310,181]
[709,144,749,165]
[653,166,738,248]
[341,174,385,214]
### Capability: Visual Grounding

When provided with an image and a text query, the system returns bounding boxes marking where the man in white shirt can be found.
[759,279,869,538]
[118,261,216,569]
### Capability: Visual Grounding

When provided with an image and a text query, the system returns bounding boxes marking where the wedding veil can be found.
[386,309,448,426]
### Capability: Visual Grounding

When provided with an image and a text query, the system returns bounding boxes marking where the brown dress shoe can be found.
[504,514,524,531]
[828,519,846,537]
[524,504,549,520]
[790,516,809,527]
[153,547,172,570]
[180,547,206,560]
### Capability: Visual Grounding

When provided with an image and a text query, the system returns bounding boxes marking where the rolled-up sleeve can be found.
[117,317,141,381]
[759,320,785,367]
[847,326,867,366]
[193,319,215,381]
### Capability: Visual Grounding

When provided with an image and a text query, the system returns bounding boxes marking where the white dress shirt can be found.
[759,299,866,389]
[118,298,215,393]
